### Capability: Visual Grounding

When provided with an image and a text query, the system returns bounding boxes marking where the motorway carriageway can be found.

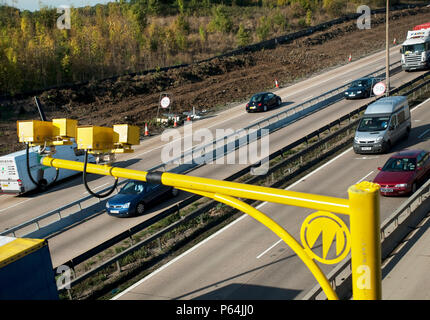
[0,47,424,265]
[0,46,405,232]
[111,97,430,300]
[44,50,427,268]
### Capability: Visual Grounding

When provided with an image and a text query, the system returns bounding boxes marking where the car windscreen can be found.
[403,44,425,53]
[382,158,417,172]
[357,116,390,132]
[120,181,146,195]
[351,80,367,87]
[250,94,264,102]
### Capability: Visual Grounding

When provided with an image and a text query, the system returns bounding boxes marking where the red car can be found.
[373,150,430,196]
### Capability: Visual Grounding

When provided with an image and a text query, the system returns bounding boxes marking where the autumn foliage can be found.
[0,0,410,95]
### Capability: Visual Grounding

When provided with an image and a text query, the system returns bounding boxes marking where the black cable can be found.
[26,143,42,187]
[83,150,118,199]
[53,168,60,184]
[26,143,60,190]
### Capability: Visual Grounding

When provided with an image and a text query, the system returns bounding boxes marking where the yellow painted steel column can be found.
[348,181,382,300]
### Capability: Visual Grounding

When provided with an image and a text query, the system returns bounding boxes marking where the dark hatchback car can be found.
[373,150,430,196]
[106,180,178,217]
[344,77,376,99]
[246,92,282,112]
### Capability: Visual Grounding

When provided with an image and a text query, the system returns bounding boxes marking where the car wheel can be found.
[136,202,145,215]
[277,98,281,106]
[171,188,179,197]
[263,105,267,112]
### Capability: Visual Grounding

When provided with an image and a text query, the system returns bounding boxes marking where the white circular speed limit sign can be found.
[160,96,171,109]
[373,82,386,96]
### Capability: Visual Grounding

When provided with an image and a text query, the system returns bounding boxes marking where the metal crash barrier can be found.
[17,118,383,300]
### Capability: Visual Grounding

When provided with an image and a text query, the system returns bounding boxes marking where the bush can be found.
[323,0,344,17]
[208,5,233,33]
[256,16,272,41]
[236,23,251,47]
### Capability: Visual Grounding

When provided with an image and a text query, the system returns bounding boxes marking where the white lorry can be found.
[0,142,91,194]
[401,23,430,71]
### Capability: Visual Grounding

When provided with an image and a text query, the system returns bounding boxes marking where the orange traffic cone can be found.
[393,38,397,45]
[173,118,177,127]
[348,53,352,62]
[275,79,279,88]
[144,123,149,136]
[187,115,191,121]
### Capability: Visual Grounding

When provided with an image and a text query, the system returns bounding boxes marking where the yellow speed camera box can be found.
[52,119,77,138]
[77,126,114,151]
[113,124,140,146]
[17,120,53,144]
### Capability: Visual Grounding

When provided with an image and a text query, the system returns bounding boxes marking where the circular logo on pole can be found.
[300,211,351,265]
[160,96,171,109]
[373,82,386,96]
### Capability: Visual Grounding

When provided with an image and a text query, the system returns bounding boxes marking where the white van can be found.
[0,142,92,194]
[353,96,411,154]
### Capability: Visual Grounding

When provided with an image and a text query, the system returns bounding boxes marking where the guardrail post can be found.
[348,181,382,300]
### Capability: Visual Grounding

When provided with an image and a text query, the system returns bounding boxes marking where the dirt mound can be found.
[1,6,430,156]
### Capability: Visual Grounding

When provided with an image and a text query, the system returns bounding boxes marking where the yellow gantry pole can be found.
[40,156,382,300]
[178,187,339,300]
[41,157,350,215]
[348,181,382,300]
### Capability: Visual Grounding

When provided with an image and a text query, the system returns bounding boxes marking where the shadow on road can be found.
[382,213,430,279]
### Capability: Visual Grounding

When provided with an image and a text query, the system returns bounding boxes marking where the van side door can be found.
[388,113,400,142]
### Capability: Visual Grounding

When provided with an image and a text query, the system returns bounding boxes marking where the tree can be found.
[208,5,233,33]
[236,23,251,47]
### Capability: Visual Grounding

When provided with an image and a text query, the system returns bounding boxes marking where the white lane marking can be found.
[303,95,314,101]
[355,156,379,160]
[252,116,266,123]
[112,213,249,300]
[355,171,374,184]
[0,199,32,214]
[256,239,283,259]
[82,182,109,194]
[412,97,430,113]
[418,128,430,139]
